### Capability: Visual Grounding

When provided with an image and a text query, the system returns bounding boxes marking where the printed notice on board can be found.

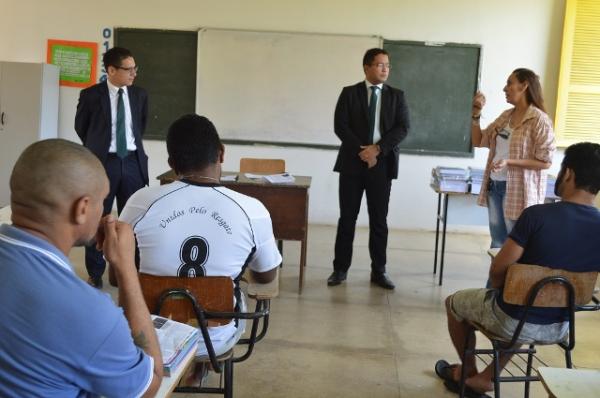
[46,39,98,88]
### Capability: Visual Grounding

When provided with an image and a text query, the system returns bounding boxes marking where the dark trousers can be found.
[85,152,145,280]
[333,161,392,274]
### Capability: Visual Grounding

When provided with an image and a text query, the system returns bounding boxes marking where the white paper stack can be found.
[220,174,238,182]
[431,167,469,193]
[263,173,295,184]
[546,175,558,200]
[469,167,485,195]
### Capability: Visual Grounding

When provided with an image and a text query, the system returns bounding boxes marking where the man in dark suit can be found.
[328,48,410,289]
[75,47,149,288]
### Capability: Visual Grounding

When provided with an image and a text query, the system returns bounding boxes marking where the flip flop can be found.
[443,379,492,398]
[434,359,457,382]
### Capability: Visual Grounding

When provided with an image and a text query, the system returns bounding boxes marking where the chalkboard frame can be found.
[384,40,482,158]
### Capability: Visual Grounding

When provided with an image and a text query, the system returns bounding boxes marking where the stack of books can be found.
[546,175,558,200]
[152,315,200,376]
[469,167,485,195]
[431,167,469,193]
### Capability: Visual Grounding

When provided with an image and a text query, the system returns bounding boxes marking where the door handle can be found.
[0,112,4,125]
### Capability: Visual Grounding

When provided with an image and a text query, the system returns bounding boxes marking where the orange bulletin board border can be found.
[47,39,98,88]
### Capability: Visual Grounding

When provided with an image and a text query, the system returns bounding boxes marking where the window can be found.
[555,0,600,146]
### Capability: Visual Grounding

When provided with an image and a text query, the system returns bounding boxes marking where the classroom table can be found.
[156,343,198,398]
[430,185,475,286]
[431,185,558,286]
[538,367,600,398]
[157,170,312,293]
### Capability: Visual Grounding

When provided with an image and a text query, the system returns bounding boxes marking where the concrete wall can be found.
[0,0,567,231]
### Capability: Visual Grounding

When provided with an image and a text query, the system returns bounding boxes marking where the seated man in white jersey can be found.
[120,114,281,371]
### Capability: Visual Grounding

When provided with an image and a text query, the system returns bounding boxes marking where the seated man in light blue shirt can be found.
[0,139,163,397]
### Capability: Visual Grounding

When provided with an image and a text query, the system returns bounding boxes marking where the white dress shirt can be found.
[365,80,383,144]
[106,80,137,152]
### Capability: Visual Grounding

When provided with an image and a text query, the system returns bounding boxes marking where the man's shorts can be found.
[448,288,568,344]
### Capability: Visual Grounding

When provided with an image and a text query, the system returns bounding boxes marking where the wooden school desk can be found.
[157,170,312,293]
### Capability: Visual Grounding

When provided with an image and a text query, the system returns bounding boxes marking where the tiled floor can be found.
[69,225,600,397]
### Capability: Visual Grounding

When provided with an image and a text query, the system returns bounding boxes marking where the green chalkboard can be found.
[383,40,481,157]
[114,28,197,140]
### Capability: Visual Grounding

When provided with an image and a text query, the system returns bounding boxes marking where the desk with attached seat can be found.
[156,344,198,398]
[538,367,600,398]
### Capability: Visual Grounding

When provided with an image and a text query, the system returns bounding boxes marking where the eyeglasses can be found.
[371,63,391,70]
[115,65,139,74]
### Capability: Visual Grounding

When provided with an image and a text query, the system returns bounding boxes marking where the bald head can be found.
[10,139,107,220]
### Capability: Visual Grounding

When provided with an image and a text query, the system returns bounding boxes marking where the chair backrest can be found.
[503,263,598,307]
[139,273,234,326]
[239,158,285,174]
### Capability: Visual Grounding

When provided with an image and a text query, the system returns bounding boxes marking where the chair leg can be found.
[224,358,234,398]
[524,344,534,398]
[565,348,573,369]
[459,332,470,398]
[493,347,501,398]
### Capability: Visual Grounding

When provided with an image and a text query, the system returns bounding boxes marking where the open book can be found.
[152,315,200,376]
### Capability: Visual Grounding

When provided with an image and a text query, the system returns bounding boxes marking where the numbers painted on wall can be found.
[99,28,112,82]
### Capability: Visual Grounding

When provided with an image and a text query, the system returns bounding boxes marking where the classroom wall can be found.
[0,0,567,232]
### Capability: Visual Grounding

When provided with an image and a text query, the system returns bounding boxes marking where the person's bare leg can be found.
[465,351,516,393]
[445,296,478,381]
[181,363,209,387]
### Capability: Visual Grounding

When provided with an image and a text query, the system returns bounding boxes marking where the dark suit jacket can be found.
[75,81,149,184]
[333,81,409,179]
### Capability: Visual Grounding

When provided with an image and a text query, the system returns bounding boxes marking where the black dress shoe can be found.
[327,271,347,286]
[87,276,103,289]
[370,272,395,290]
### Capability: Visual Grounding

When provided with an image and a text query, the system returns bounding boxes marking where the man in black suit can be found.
[328,48,410,289]
[75,47,149,288]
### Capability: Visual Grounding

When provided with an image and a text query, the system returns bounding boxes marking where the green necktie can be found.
[116,88,128,158]
[368,86,379,144]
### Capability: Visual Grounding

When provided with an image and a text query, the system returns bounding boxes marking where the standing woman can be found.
[472,68,555,248]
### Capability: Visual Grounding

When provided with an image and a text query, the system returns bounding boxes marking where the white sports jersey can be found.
[120,180,281,356]
[120,180,281,280]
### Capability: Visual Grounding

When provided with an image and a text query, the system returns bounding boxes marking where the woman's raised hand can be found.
[472,91,486,116]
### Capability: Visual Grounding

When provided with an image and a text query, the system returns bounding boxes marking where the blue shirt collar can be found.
[0,224,74,273]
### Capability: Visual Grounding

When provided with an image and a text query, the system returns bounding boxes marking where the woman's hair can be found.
[512,68,546,112]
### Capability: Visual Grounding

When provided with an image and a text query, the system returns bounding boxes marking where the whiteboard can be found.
[196,28,381,147]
